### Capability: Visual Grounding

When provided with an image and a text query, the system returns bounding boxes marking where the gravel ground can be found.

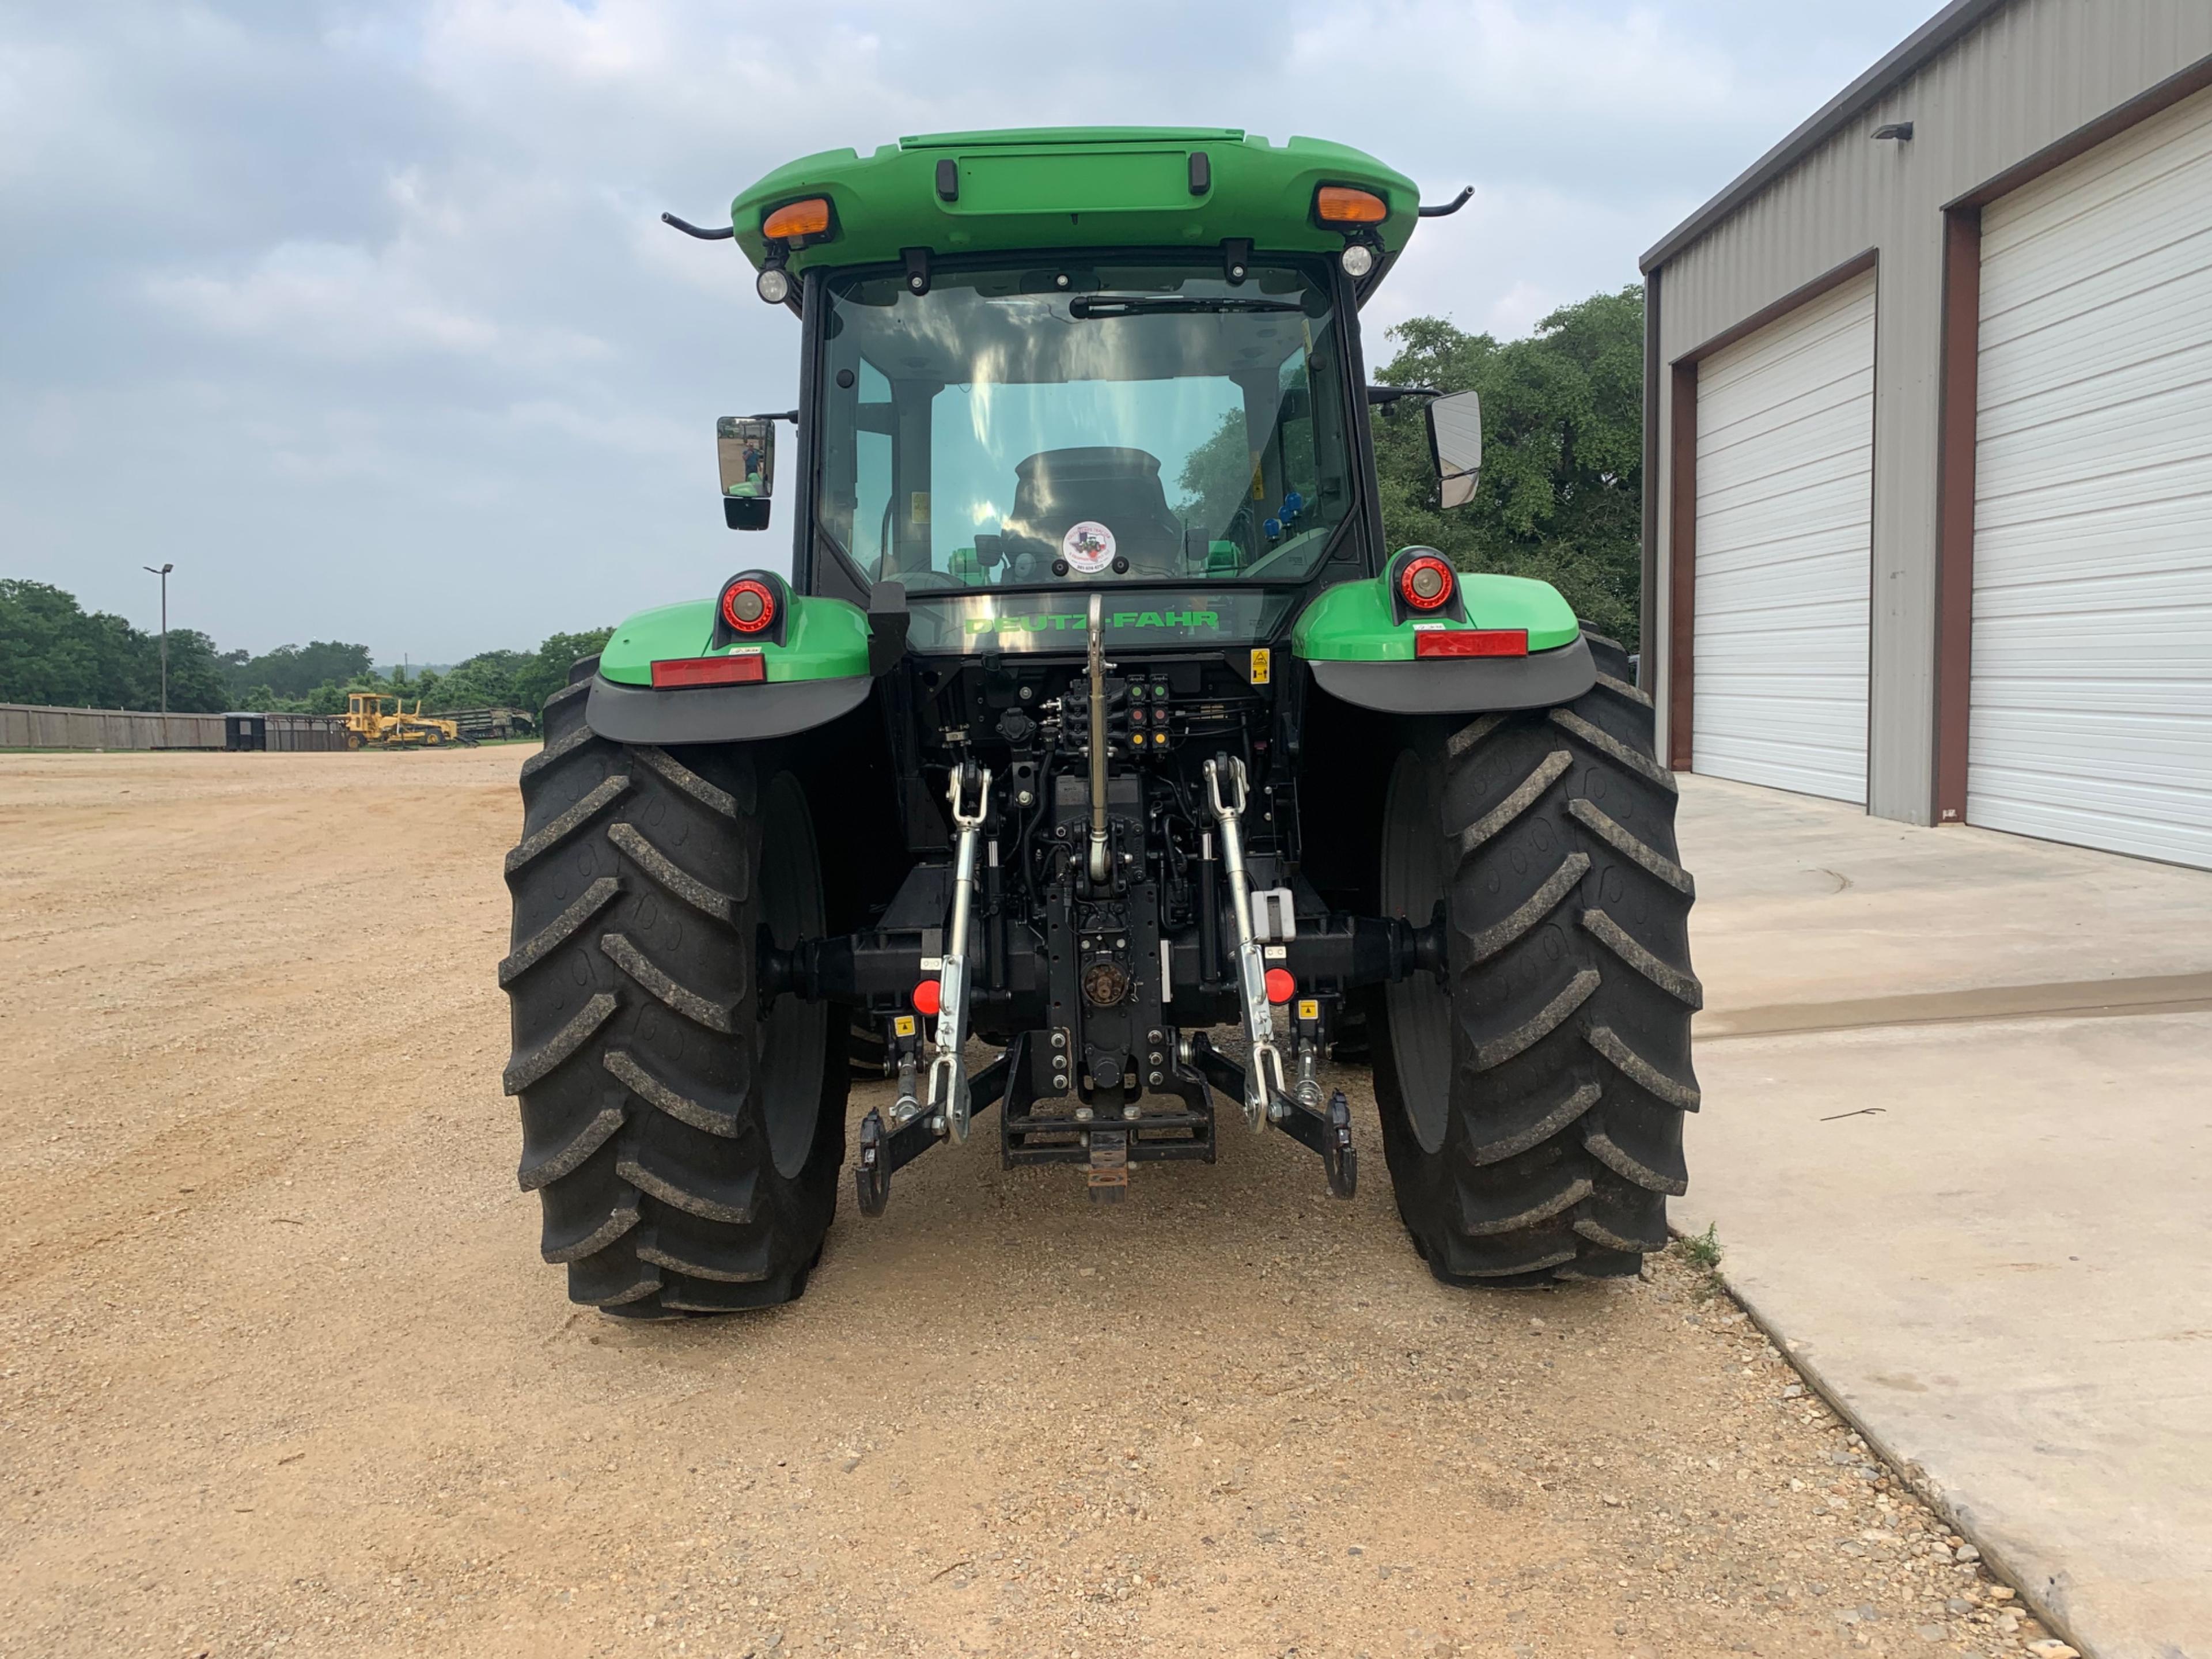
[0,749,2067,1658]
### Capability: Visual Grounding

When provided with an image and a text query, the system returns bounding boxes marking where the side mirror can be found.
[1425,390,1482,510]
[717,416,776,531]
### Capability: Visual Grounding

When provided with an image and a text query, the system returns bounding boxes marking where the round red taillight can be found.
[1400,555,1454,611]
[721,578,775,634]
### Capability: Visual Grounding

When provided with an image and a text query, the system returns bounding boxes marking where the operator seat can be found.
[998,447,1185,579]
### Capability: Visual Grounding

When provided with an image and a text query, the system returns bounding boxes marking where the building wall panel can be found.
[1649,0,2212,826]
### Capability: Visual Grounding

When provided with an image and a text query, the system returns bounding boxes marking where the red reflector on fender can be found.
[652,653,766,688]
[1415,629,1528,659]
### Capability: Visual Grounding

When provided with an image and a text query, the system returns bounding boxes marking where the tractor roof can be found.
[726,128,1421,288]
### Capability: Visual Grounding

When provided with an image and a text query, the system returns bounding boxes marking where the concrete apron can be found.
[1671,777,2212,1659]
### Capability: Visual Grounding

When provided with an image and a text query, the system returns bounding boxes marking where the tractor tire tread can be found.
[630,744,744,820]
[517,1104,627,1192]
[1455,750,1573,855]
[599,933,736,1033]
[607,823,740,921]
[500,691,843,1315]
[1373,654,1699,1286]
[1461,853,1589,965]
[499,877,622,986]
[502,993,618,1094]
[602,1049,741,1138]
[503,775,631,876]
[1566,798,1694,896]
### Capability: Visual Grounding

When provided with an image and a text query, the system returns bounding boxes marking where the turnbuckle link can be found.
[948,763,993,829]
[1203,754,1247,819]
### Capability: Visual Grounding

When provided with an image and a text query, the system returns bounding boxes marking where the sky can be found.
[1,0,1944,663]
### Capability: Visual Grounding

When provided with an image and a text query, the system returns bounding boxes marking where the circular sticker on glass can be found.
[1062,520,1116,574]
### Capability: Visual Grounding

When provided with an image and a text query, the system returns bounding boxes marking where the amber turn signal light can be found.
[762,197,831,240]
[1316,185,1388,225]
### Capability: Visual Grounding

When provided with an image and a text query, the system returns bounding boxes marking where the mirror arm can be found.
[743,410,801,423]
[662,211,735,241]
[1417,188,1474,219]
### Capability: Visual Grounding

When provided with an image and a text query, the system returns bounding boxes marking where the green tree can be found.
[5,577,615,722]
[419,649,532,713]
[221,640,374,703]
[1372,286,1644,647]
[158,628,232,713]
[0,580,228,711]
[512,629,615,715]
[1176,410,1254,537]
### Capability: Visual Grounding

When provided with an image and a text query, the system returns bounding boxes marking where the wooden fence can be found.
[1,704,347,752]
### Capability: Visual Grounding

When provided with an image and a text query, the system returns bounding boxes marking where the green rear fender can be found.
[588,591,877,746]
[1291,566,1595,715]
[597,593,871,684]
[1292,570,1581,660]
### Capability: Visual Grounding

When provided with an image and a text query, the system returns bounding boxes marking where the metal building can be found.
[1641,0,2212,869]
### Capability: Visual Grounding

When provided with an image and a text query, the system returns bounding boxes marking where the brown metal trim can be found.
[1666,361,1698,770]
[1933,208,1982,826]
[1639,270,1661,688]
[1952,51,2212,210]
[1676,248,1878,368]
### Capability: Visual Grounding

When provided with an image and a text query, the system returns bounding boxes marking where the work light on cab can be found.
[1399,554,1455,611]
[1315,187,1387,277]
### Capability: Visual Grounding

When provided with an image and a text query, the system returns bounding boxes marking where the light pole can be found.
[143,563,174,714]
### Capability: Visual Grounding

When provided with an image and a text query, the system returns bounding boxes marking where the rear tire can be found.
[1372,634,1699,1286]
[846,1013,891,1081]
[499,680,847,1314]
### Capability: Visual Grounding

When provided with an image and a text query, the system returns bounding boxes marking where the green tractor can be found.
[499,128,1698,1316]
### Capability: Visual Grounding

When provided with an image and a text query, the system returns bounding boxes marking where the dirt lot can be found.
[0,749,2053,1658]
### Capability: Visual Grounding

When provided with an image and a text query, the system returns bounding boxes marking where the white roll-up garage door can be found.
[1692,271,1876,803]
[1972,87,2212,870]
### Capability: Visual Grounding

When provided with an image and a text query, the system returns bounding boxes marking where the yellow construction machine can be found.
[339,692,463,749]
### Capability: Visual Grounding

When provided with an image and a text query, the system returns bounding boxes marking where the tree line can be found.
[1372,286,1643,649]
[1168,287,1641,649]
[0,579,608,718]
[2,283,1645,715]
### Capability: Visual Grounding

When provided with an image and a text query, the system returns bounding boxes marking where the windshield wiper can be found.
[1068,294,1305,319]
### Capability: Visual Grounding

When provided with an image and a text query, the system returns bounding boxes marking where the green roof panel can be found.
[725,129,1422,282]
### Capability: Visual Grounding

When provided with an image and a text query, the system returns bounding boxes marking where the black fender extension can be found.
[1306,634,1596,715]
[584,674,873,745]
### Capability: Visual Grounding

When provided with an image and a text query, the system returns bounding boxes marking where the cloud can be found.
[143,236,611,368]
[0,0,1946,658]
[1289,1,1734,125]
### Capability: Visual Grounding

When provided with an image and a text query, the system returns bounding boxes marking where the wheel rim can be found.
[758,773,830,1180]
[1380,749,1453,1155]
